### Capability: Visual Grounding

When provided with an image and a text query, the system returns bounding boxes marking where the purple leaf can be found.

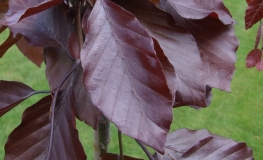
[8,3,74,49]
[161,0,238,108]
[153,38,177,103]
[4,91,86,159]
[16,36,44,67]
[0,80,35,116]
[81,0,173,153]
[115,0,237,108]
[245,0,263,29]
[44,47,102,129]
[256,59,263,70]
[1,0,63,26]
[160,0,233,24]
[154,128,254,160]
[246,48,262,68]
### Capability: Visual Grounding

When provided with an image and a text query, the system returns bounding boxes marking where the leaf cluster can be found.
[0,0,254,159]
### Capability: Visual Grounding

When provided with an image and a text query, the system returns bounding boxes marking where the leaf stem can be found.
[46,61,80,160]
[33,90,50,95]
[46,88,59,160]
[76,1,83,49]
[118,130,124,160]
[136,140,155,160]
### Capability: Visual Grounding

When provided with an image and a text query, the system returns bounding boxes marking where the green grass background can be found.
[0,0,263,159]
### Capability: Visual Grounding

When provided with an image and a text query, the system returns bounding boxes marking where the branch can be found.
[76,1,84,49]
[136,140,155,160]
[118,130,124,160]
[46,61,80,160]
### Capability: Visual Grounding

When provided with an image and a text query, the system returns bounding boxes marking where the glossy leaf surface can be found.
[159,0,233,24]
[16,36,44,67]
[0,80,34,117]
[1,0,63,25]
[81,0,173,152]
[153,129,254,160]
[245,0,263,29]
[45,47,102,129]
[4,91,86,159]
[8,3,74,49]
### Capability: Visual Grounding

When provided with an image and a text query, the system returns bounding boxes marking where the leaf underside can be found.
[81,0,173,153]
[153,128,254,160]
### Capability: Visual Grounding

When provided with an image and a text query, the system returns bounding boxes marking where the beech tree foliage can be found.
[245,0,263,70]
[0,0,256,159]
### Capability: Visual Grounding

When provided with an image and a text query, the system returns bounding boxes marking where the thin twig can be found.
[33,90,51,95]
[46,61,80,160]
[118,130,124,160]
[76,1,84,49]
[56,61,80,89]
[136,140,155,160]
[46,88,59,160]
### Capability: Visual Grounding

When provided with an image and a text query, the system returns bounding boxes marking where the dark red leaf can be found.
[0,31,22,58]
[8,3,74,49]
[256,59,263,70]
[161,1,238,108]
[154,128,254,160]
[114,0,218,108]
[2,0,63,26]
[67,33,80,60]
[254,24,262,48]
[160,0,233,25]
[246,48,262,68]
[245,0,263,29]
[0,2,8,25]
[153,38,176,103]
[81,0,173,153]
[44,47,102,129]
[4,91,86,159]
[0,80,34,116]
[247,0,252,4]
[100,153,143,160]
[16,36,44,67]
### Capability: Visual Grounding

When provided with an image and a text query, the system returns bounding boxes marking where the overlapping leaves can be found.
[44,47,102,129]
[81,0,173,153]
[0,0,253,159]
[4,91,86,159]
[153,129,253,160]
[114,0,238,108]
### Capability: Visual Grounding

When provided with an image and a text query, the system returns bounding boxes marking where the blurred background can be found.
[0,0,262,159]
